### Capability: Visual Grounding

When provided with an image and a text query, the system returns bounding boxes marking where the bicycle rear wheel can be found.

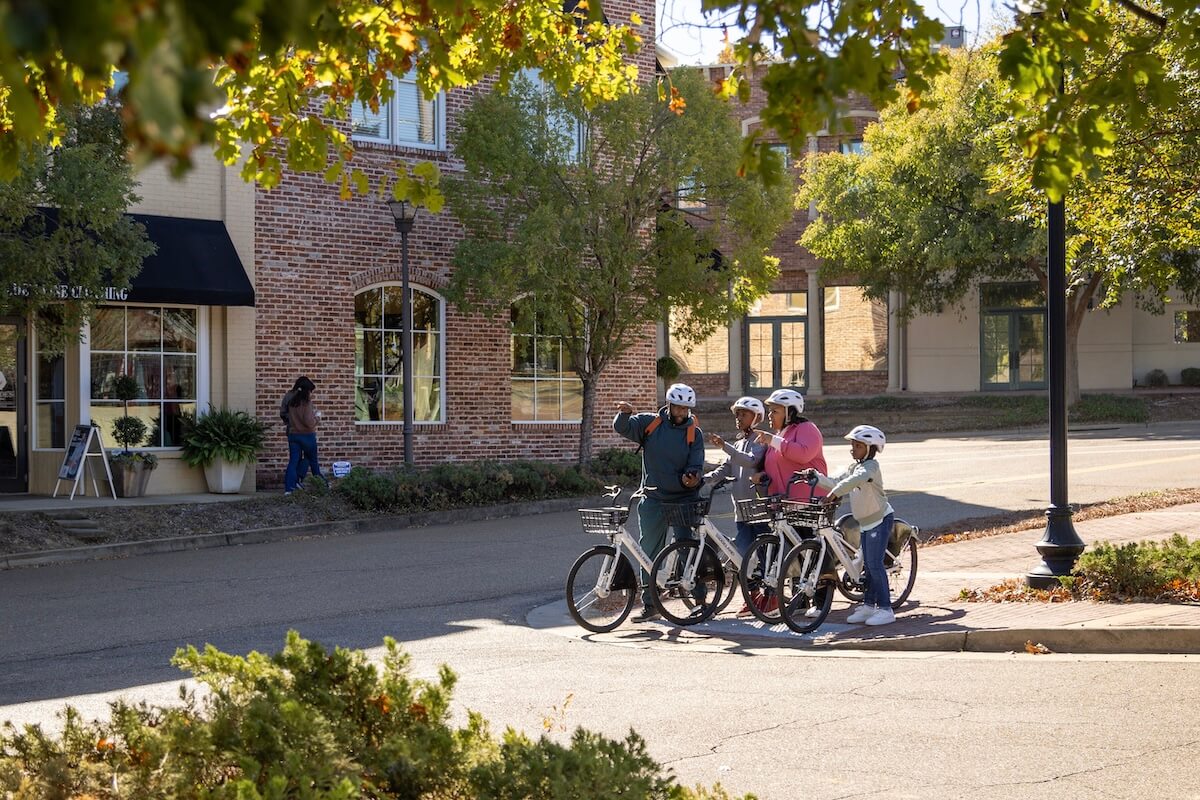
[777,541,833,634]
[886,536,918,608]
[650,539,725,626]
[836,568,865,602]
[738,534,784,624]
[714,558,739,615]
[566,545,637,633]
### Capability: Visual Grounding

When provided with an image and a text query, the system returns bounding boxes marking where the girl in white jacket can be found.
[808,425,896,626]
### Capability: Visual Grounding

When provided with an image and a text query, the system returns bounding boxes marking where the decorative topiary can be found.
[1144,368,1169,388]
[1181,367,1200,387]
[110,373,147,454]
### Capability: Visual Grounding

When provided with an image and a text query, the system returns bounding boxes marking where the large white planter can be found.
[203,458,247,494]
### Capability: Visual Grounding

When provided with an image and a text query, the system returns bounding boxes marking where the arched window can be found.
[354,285,444,423]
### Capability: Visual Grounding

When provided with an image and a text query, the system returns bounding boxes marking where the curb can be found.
[0,495,591,570]
[824,626,1200,655]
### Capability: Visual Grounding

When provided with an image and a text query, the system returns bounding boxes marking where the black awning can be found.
[127,214,255,307]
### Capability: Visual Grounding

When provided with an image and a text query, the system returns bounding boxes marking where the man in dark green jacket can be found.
[613,382,705,621]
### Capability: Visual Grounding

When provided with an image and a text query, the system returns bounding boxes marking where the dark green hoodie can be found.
[613,408,704,500]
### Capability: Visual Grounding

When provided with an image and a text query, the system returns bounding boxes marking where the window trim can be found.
[32,320,66,451]
[57,303,209,452]
[351,73,446,151]
[510,305,583,424]
[353,282,447,426]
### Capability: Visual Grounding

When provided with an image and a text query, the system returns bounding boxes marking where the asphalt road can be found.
[2,421,1199,798]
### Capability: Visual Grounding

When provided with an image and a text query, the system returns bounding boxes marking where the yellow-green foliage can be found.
[0,632,753,800]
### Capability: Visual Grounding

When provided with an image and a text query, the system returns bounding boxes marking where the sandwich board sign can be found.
[53,424,116,500]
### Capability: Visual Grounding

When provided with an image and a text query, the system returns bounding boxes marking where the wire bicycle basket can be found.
[577,507,629,536]
[780,499,828,528]
[662,496,714,529]
[735,495,782,523]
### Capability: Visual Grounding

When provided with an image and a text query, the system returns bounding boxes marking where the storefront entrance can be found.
[746,318,807,391]
[0,318,27,492]
[980,283,1047,390]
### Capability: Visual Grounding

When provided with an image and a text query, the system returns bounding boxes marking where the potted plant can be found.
[180,407,268,493]
[109,374,158,497]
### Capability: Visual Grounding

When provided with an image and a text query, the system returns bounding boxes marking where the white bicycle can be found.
[649,478,743,626]
[776,479,919,634]
[565,486,659,633]
[735,473,819,624]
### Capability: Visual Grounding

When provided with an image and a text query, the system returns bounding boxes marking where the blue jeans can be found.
[637,496,694,607]
[285,429,310,484]
[861,513,895,609]
[285,432,323,492]
[734,520,769,558]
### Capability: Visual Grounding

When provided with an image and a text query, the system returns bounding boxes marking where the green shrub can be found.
[1070,394,1150,424]
[1181,367,1200,387]
[656,355,680,382]
[589,447,641,482]
[1074,535,1200,600]
[333,460,604,513]
[180,408,269,467]
[1144,368,1169,387]
[0,632,746,799]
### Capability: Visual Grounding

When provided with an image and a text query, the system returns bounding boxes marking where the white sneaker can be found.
[804,604,823,618]
[864,607,896,626]
[846,604,875,623]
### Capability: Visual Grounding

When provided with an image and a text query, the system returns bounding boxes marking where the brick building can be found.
[252,0,661,486]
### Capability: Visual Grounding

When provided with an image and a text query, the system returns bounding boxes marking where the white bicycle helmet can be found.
[844,424,886,451]
[665,382,697,408]
[730,396,765,422]
[764,388,805,415]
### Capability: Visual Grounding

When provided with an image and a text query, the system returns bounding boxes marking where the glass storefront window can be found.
[89,306,198,447]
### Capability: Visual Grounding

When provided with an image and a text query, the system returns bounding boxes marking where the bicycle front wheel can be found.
[738,534,784,624]
[566,545,637,633]
[777,541,833,634]
[650,539,725,626]
[886,536,918,608]
[714,557,739,615]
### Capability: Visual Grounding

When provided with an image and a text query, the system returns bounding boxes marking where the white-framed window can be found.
[511,305,582,422]
[88,306,200,448]
[823,287,841,311]
[354,284,444,423]
[767,142,792,169]
[1176,310,1200,343]
[840,138,866,156]
[514,68,587,162]
[677,174,705,209]
[34,312,66,449]
[351,68,445,150]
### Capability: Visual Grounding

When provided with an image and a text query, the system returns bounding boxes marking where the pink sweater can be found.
[762,421,828,500]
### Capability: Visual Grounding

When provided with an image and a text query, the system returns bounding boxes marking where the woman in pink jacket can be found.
[753,388,828,500]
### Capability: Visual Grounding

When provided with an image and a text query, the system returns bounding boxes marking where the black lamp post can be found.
[1018,4,1086,587]
[386,199,419,466]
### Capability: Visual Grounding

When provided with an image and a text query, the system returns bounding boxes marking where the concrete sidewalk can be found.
[530,503,1200,655]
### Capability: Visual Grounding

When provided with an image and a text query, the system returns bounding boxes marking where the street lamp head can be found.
[386,199,419,234]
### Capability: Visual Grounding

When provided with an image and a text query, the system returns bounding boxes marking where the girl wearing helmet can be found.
[705,396,769,559]
[752,388,828,502]
[804,424,896,626]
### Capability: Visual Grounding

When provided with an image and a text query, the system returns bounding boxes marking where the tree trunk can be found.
[1064,275,1101,408]
[577,374,600,467]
